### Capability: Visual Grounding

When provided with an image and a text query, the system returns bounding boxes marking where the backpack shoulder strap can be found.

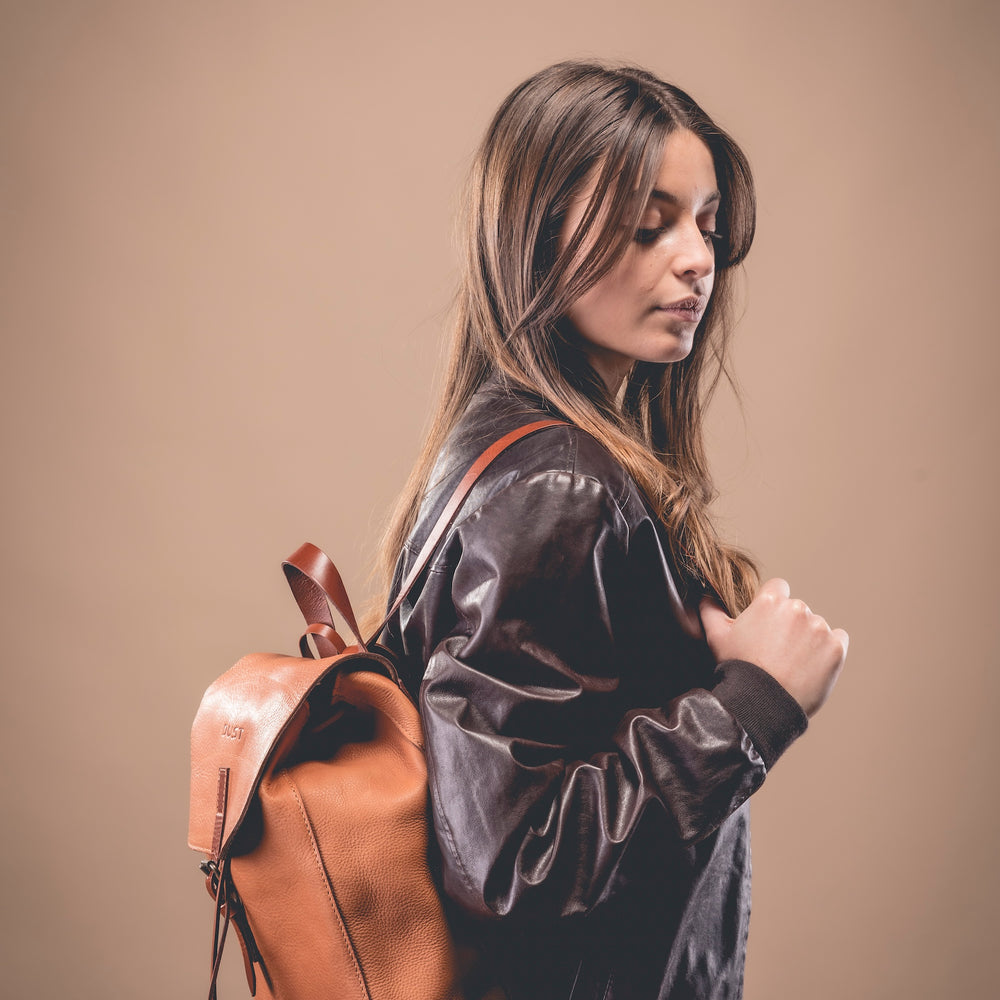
[282,418,568,653]
[373,418,567,644]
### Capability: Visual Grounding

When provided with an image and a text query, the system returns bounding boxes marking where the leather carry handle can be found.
[283,546,364,647]
[283,418,567,655]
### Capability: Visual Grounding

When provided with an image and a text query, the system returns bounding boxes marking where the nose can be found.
[671,219,715,281]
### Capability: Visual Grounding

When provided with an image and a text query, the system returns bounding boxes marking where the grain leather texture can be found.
[189,632,462,1000]
[226,668,457,1000]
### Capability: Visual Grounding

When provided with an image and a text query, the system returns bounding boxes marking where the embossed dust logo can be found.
[221,722,245,741]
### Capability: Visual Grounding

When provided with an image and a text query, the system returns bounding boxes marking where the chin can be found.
[647,339,693,365]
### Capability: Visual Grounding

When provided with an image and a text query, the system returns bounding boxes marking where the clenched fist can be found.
[700,578,848,718]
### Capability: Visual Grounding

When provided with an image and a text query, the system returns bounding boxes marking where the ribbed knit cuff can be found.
[710,659,809,771]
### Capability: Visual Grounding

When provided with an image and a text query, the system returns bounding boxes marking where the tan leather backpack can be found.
[188,420,564,1000]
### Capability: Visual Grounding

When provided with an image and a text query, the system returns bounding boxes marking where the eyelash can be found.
[634,227,723,247]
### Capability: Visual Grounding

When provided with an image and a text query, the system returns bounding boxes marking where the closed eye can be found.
[635,227,723,247]
[634,226,667,245]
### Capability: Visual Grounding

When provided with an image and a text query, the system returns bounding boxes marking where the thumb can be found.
[699,595,733,649]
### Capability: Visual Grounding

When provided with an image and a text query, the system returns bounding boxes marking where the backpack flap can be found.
[188,650,342,859]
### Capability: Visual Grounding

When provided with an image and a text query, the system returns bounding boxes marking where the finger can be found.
[699,596,733,638]
[759,577,791,601]
[831,627,850,656]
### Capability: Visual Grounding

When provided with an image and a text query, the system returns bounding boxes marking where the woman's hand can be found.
[700,578,848,718]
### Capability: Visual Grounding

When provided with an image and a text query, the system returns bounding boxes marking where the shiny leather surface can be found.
[382,381,781,999]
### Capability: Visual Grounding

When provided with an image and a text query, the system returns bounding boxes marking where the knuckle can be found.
[755,586,777,606]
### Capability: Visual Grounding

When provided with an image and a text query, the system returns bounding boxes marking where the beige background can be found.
[2,1,997,997]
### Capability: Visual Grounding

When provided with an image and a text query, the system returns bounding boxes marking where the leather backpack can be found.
[188,419,565,1000]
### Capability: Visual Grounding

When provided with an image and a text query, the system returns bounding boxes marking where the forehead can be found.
[647,129,719,209]
[567,129,720,215]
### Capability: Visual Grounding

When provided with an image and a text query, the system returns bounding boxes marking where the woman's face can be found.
[560,129,720,392]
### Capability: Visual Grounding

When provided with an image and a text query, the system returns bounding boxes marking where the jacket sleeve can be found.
[418,469,807,922]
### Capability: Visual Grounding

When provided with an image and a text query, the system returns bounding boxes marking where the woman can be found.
[377,60,847,1000]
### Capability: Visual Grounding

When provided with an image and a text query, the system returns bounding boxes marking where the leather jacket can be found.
[383,379,808,1000]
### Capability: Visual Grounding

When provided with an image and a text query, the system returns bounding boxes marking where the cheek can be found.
[568,278,627,331]
[589,262,651,315]
[563,255,654,338]
[565,291,605,341]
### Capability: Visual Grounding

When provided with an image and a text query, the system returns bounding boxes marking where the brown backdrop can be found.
[2,1,997,997]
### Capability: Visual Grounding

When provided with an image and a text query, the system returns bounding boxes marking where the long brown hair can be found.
[375,60,759,618]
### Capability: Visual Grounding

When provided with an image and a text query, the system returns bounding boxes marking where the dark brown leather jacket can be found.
[383,380,808,1000]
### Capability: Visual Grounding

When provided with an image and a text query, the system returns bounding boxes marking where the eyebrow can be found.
[650,188,722,209]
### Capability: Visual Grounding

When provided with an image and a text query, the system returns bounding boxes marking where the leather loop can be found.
[299,622,347,659]
[283,544,365,646]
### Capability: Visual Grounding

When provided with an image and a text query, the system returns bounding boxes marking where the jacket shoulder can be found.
[426,382,633,525]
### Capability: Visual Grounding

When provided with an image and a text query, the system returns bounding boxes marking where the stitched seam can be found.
[423,737,480,903]
[463,469,627,538]
[419,427,635,578]
[418,468,627,582]
[283,772,371,1000]
[565,425,629,508]
[436,426,575,530]
[613,473,631,508]
[567,957,585,1000]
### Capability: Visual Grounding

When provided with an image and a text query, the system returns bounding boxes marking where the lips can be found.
[656,295,706,322]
